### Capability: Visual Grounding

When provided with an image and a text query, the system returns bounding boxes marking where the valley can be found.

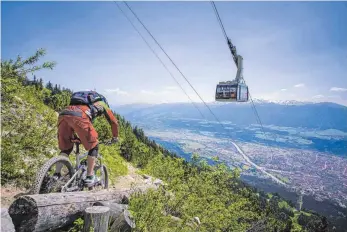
[115,102,347,229]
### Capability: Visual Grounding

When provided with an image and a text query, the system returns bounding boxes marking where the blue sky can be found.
[2,1,347,105]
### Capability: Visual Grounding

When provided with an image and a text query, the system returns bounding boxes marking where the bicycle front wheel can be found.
[93,164,109,190]
[31,155,75,194]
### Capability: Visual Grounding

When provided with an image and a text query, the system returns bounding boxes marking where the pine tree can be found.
[46,81,53,91]
[38,78,43,89]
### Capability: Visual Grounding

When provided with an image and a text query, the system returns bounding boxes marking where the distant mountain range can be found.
[113,100,347,132]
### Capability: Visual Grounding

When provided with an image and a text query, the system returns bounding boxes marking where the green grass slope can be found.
[1,50,330,232]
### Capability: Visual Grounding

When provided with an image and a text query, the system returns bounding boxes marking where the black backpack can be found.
[70,91,103,106]
[70,91,108,120]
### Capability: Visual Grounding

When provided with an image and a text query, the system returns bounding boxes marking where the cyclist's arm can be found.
[98,101,119,138]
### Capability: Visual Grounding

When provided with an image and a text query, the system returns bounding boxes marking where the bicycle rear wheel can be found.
[31,155,75,194]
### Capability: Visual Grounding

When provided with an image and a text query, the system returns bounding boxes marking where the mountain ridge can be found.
[114,100,347,132]
[114,99,347,107]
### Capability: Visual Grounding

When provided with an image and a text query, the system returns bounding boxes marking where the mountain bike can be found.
[31,136,112,194]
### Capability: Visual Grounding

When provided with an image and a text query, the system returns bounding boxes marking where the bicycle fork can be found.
[61,168,82,193]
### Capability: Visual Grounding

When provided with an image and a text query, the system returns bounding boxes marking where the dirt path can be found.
[1,185,26,208]
[112,163,150,189]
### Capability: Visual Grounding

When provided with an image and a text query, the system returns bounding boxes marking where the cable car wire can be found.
[116,1,287,185]
[211,0,268,143]
[115,2,236,172]
[122,1,226,128]
[119,1,245,141]
[120,1,251,157]
[249,94,266,137]
[114,1,206,120]
[210,1,228,44]
[115,1,236,157]
[211,1,281,166]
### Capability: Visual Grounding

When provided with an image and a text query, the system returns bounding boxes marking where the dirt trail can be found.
[112,163,148,190]
[1,186,26,207]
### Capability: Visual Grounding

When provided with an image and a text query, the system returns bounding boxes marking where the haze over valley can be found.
[115,101,347,226]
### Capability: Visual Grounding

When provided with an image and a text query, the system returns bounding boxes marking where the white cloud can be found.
[330,87,347,92]
[327,95,340,99]
[312,94,324,99]
[140,89,174,95]
[280,88,287,91]
[294,83,305,88]
[105,88,128,95]
[165,86,179,91]
[140,90,156,95]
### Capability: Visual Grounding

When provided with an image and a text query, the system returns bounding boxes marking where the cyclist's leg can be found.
[70,115,99,184]
[55,116,74,177]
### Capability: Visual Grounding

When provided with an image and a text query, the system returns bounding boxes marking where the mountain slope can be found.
[1,50,332,231]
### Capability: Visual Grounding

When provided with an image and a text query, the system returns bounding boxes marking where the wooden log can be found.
[8,185,157,232]
[83,206,110,232]
[110,209,136,231]
[93,201,128,224]
[1,208,15,232]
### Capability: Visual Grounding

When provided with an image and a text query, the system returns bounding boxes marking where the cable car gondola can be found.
[212,1,249,103]
[215,81,249,102]
[214,50,249,102]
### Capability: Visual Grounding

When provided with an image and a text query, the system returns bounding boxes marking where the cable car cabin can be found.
[215,81,249,102]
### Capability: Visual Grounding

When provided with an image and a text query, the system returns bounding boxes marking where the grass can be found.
[99,144,128,185]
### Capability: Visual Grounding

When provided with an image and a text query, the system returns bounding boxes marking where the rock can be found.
[194,217,201,225]
[144,178,152,185]
[153,179,164,186]
[170,215,182,222]
[142,174,151,179]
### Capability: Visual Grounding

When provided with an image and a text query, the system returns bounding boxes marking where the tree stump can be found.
[93,201,128,224]
[83,206,110,232]
[110,209,136,231]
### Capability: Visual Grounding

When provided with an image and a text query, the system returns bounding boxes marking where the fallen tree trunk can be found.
[9,184,157,232]
[1,208,15,232]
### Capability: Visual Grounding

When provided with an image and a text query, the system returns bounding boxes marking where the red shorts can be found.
[57,106,98,151]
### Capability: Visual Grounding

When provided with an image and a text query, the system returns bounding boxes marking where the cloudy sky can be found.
[2,1,347,105]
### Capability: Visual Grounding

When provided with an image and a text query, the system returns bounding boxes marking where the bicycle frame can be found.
[60,141,105,193]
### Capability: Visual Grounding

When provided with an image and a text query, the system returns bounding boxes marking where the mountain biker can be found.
[54,91,119,186]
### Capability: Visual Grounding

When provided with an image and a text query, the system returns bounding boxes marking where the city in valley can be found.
[142,127,347,210]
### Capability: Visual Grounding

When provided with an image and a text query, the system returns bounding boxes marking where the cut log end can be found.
[85,206,110,214]
[8,196,38,232]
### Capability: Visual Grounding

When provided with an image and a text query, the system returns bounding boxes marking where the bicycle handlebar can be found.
[71,137,117,155]
[70,137,117,146]
[99,140,114,145]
